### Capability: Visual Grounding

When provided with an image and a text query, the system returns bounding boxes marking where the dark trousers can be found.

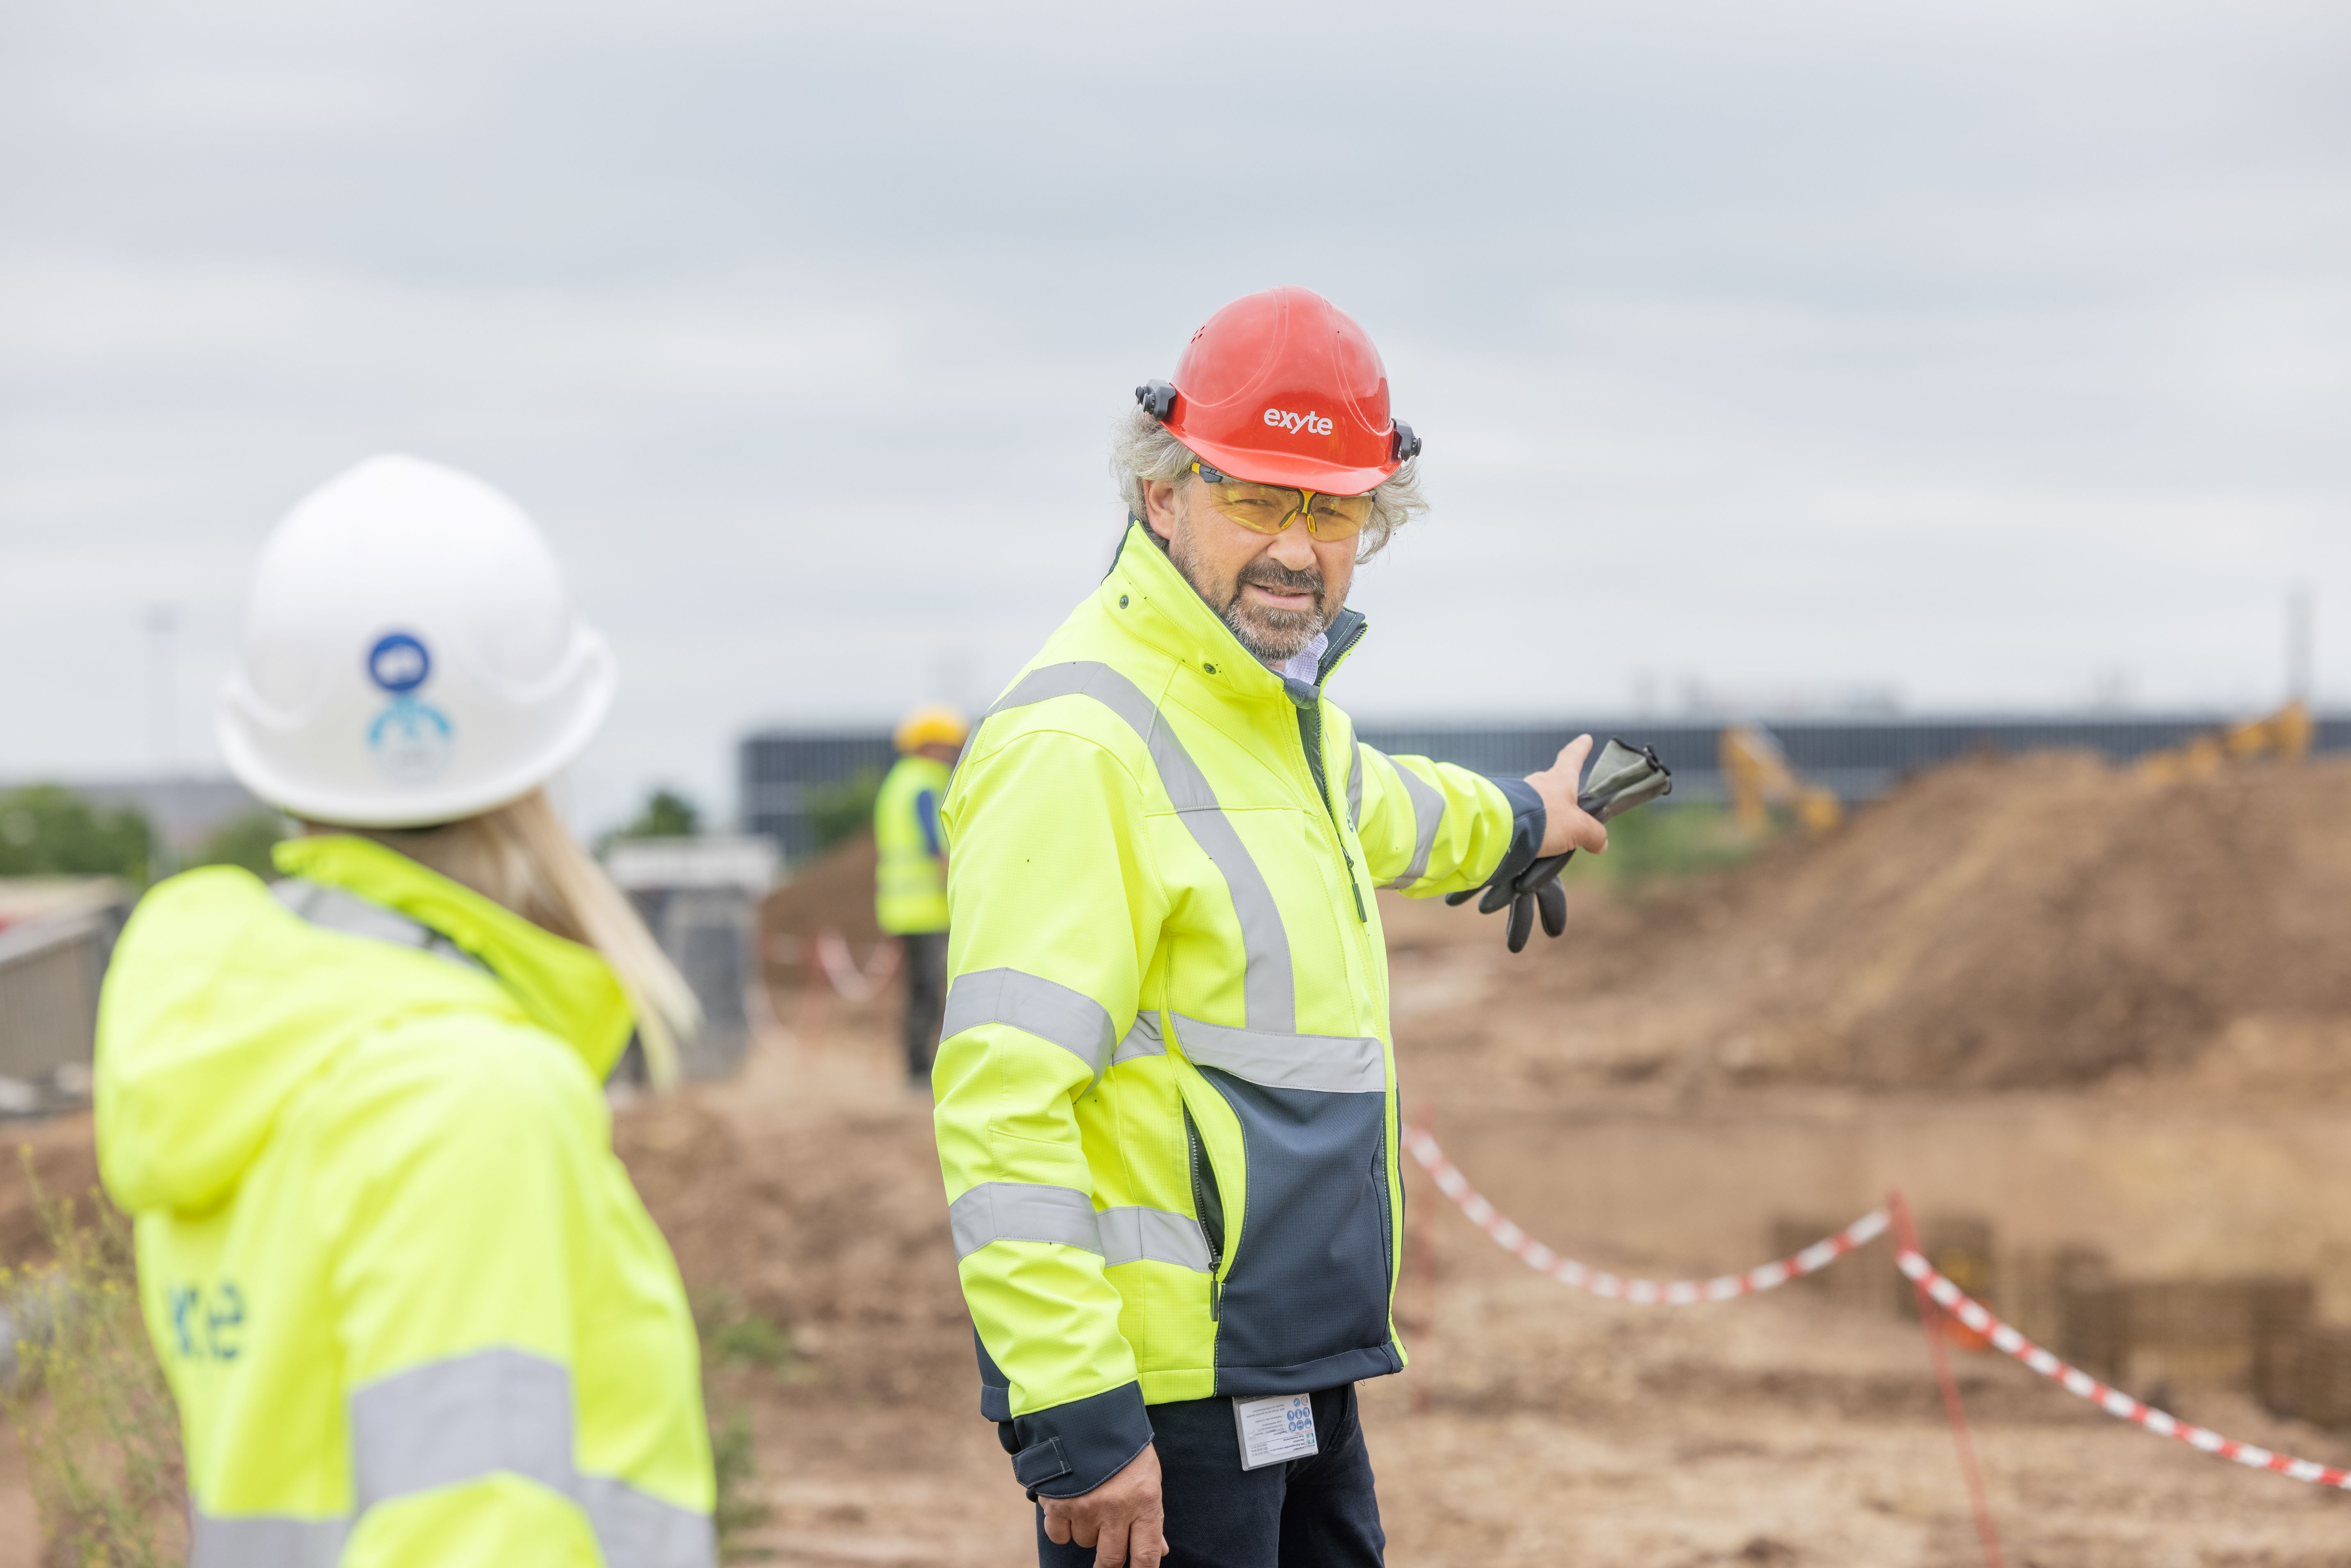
[900,930,949,1082]
[1036,1384,1384,1568]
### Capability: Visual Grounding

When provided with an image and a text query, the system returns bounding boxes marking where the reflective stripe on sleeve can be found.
[189,1514,350,1568]
[1096,1205,1214,1272]
[942,967,1119,1078]
[351,1347,574,1509]
[948,1181,1104,1261]
[1171,1013,1386,1095]
[1346,742,1364,830]
[1112,1011,1166,1066]
[1384,762,1447,891]
[986,662,1297,1033]
[579,1474,721,1568]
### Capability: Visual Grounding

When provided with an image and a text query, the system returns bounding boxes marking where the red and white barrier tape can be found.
[813,930,899,1003]
[1896,1248,2351,1488]
[1401,1125,1887,1304]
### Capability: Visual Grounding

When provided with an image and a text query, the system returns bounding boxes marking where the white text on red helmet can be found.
[1263,408,1334,436]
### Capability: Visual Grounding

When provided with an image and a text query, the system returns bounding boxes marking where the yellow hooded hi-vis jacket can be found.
[934,521,1546,1498]
[96,834,714,1568]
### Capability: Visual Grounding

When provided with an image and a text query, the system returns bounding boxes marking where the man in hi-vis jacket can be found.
[933,287,1610,1568]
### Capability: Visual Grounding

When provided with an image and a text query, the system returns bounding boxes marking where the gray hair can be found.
[1108,404,1426,559]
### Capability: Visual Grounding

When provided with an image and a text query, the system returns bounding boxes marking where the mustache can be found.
[1233,560,1324,600]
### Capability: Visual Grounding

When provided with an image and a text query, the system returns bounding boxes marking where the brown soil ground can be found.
[13,751,2351,1565]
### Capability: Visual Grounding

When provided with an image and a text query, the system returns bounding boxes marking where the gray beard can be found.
[1167,525,1330,666]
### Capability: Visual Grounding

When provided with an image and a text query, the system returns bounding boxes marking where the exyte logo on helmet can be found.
[364,630,456,786]
[1262,408,1336,436]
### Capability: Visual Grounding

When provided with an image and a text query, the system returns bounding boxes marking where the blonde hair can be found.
[348,788,701,1088]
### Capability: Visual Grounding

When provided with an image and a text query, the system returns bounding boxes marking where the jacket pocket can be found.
[1194,1067,1393,1385]
[1182,1104,1226,1318]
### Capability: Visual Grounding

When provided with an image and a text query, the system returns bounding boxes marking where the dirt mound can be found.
[1443,751,2351,1090]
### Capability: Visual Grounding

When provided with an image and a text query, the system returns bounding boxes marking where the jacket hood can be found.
[96,835,633,1217]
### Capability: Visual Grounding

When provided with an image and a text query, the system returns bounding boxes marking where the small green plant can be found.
[0,1155,186,1567]
[602,788,704,849]
[693,1289,789,1560]
[708,1405,772,1562]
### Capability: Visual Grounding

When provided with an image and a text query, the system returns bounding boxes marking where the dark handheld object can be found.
[1447,739,1674,952]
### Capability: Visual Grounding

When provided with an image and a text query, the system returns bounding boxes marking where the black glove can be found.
[1449,740,1673,953]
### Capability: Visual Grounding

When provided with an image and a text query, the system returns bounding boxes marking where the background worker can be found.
[96,454,717,1567]
[932,287,1611,1567]
[875,705,967,1084]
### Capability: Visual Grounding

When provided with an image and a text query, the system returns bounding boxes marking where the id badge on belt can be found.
[1232,1393,1318,1470]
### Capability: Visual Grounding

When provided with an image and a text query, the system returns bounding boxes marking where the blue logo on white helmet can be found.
[363,630,455,785]
[367,632,432,694]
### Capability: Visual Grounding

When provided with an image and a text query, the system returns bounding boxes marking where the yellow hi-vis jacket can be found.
[873,753,952,935]
[96,833,715,1568]
[934,521,1545,1498]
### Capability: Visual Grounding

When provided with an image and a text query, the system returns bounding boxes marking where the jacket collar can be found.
[1099,520,1369,704]
[271,833,636,1079]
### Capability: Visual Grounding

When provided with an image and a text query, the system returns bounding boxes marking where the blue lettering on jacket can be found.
[164,1281,247,1362]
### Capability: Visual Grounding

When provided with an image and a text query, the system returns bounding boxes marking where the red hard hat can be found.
[1138,287,1420,495]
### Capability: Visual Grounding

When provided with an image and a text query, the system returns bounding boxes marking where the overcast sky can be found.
[3,1,2346,830]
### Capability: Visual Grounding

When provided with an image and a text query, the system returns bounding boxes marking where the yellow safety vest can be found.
[932,520,1541,1498]
[874,754,952,935]
[96,834,715,1568]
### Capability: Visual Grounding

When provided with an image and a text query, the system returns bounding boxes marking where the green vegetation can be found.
[693,1290,793,1559]
[0,786,155,885]
[1560,802,1761,889]
[182,807,289,879]
[804,767,884,853]
[0,1158,186,1567]
[603,788,704,849]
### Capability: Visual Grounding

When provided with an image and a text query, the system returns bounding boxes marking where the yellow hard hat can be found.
[894,704,970,753]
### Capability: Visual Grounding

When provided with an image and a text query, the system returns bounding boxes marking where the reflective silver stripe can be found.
[988,662,1295,1032]
[579,1473,720,1568]
[1097,1205,1214,1272]
[351,1347,574,1509]
[274,878,486,974]
[1171,1013,1385,1095]
[942,967,1117,1078]
[948,1181,1103,1261]
[1384,762,1447,892]
[1112,1011,1166,1066]
[1346,742,1364,830]
[189,1513,349,1568]
[329,1347,715,1566]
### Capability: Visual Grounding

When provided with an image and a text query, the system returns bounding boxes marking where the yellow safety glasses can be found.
[1189,462,1376,541]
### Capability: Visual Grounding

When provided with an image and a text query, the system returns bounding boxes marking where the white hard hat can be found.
[217,453,617,828]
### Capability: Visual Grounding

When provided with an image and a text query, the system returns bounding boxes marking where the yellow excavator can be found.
[2135,700,2312,783]
[1720,724,1843,837]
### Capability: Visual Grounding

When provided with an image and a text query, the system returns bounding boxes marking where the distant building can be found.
[737,729,896,865]
[0,878,131,1115]
[605,836,779,1082]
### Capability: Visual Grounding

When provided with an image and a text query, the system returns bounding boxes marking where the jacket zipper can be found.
[1184,1104,1226,1320]
[1292,613,1372,923]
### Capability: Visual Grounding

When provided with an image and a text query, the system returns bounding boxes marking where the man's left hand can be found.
[1526,735,1610,857]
